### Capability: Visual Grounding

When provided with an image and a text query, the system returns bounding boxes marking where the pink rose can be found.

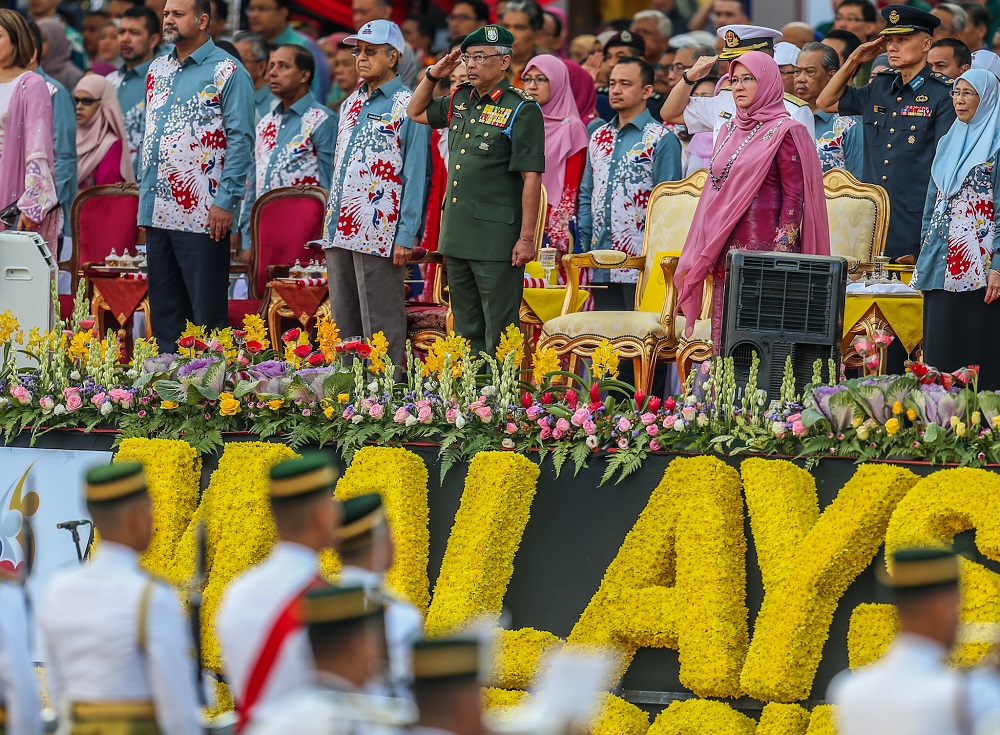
[109,388,134,408]
[640,412,657,426]
[39,396,54,413]
[415,399,432,409]
[650,439,662,451]
[360,398,373,411]
[445,407,458,423]
[552,428,565,440]
[66,393,83,412]
[474,405,492,422]
[663,415,676,429]
[792,420,807,437]
[555,417,570,432]
[617,437,629,449]
[11,385,30,404]
[526,406,543,419]
[571,408,590,427]
[787,413,802,423]
[91,392,106,406]
[505,422,518,434]
[368,403,384,419]
[617,418,631,432]
[645,423,658,437]
[341,406,355,419]
[539,426,552,440]
[393,407,409,423]
[682,406,696,422]
[583,420,597,435]
[417,405,433,423]
[62,387,80,399]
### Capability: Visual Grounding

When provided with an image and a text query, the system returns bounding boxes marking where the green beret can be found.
[302,583,383,624]
[270,452,339,499]
[413,636,481,681]
[879,547,960,589]
[338,494,386,551]
[87,461,147,503]
[461,24,514,53]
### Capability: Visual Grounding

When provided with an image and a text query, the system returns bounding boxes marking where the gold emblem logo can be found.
[725,30,740,48]
[485,25,498,42]
[889,9,900,23]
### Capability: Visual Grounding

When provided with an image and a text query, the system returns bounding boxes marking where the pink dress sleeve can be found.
[94,140,126,186]
[775,134,805,249]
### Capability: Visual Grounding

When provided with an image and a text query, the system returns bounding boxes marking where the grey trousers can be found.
[325,247,407,369]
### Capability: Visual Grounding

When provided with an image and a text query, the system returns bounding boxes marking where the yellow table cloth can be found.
[522,262,589,323]
[843,294,923,354]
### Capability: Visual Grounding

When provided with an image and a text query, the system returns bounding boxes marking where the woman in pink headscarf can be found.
[564,59,603,135]
[523,55,591,266]
[674,51,829,352]
[74,74,134,189]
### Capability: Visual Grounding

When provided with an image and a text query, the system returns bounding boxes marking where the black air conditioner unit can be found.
[721,252,847,398]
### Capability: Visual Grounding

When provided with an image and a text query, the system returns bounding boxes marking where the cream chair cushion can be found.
[827,195,878,266]
[637,193,702,313]
[541,311,669,341]
[673,314,712,343]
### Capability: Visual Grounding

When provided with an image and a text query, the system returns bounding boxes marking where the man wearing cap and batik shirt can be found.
[660,24,816,139]
[40,463,202,735]
[324,19,429,371]
[337,494,424,698]
[216,453,342,728]
[247,584,416,735]
[596,30,659,121]
[818,5,956,263]
[411,637,485,735]
[829,547,1000,735]
[408,25,545,357]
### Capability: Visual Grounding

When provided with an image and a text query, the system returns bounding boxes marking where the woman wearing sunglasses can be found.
[0,9,60,246]
[74,74,134,189]
[674,51,829,352]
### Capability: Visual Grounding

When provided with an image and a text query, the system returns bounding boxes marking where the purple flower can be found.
[143,353,178,375]
[249,360,287,379]
[811,384,852,433]
[178,357,218,378]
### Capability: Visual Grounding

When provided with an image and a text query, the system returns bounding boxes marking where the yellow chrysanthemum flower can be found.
[532,344,560,385]
[591,339,619,380]
[316,315,341,362]
[495,324,525,366]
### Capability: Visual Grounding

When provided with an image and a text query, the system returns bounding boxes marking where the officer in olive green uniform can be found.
[408,25,545,356]
[817,5,956,262]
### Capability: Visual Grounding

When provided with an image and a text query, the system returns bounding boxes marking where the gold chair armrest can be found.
[660,256,680,341]
[558,252,647,316]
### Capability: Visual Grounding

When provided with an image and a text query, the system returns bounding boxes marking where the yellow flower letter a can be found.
[568,456,748,698]
[739,460,917,702]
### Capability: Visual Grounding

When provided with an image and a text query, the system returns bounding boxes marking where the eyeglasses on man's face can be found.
[350,44,391,57]
[461,52,503,64]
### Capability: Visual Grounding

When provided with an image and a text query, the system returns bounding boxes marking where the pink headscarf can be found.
[75,75,135,185]
[674,52,829,328]
[544,7,569,58]
[564,60,599,125]
[524,56,590,203]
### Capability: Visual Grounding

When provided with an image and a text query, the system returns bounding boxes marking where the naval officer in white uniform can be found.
[0,568,41,735]
[216,453,342,729]
[830,547,1000,735]
[659,25,816,140]
[40,462,202,735]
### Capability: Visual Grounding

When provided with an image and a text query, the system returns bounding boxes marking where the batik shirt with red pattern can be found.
[323,76,429,257]
[138,39,254,234]
[578,110,681,284]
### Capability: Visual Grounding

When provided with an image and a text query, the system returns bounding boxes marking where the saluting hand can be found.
[431,49,463,80]
[582,51,602,82]
[687,54,719,83]
[850,37,888,65]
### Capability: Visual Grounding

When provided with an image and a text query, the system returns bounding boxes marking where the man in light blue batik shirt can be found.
[109,6,162,178]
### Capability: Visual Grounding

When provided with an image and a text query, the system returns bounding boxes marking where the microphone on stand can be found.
[56,520,91,563]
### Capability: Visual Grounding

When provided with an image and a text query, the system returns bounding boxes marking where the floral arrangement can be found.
[756,703,811,735]
[492,627,563,690]
[847,603,898,669]
[647,699,756,734]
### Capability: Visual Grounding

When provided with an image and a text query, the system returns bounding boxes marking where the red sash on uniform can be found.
[235,577,319,731]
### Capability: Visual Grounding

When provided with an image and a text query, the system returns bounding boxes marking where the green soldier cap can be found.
[413,636,481,680]
[269,452,339,499]
[461,24,515,53]
[878,547,960,589]
[879,5,940,35]
[303,583,384,624]
[338,494,386,551]
[86,461,147,503]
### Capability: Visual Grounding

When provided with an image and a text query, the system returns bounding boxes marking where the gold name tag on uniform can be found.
[481,104,512,127]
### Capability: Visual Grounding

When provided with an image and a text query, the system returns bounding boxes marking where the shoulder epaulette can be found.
[870,67,896,77]
[456,80,473,89]
[929,71,954,84]
[783,92,808,107]
[508,86,535,101]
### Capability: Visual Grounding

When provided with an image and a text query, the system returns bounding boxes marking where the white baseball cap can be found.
[774,41,801,66]
[344,20,406,54]
[972,49,1000,79]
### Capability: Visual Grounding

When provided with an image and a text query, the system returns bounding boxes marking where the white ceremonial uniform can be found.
[39,542,202,735]
[829,633,1000,735]
[683,91,816,141]
[0,581,42,735]
[338,566,423,689]
[246,673,414,735]
[216,541,317,723]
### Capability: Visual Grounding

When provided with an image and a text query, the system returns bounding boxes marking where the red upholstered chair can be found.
[406,252,449,353]
[249,185,328,300]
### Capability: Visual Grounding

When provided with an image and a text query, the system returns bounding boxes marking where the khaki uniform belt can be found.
[71,702,156,722]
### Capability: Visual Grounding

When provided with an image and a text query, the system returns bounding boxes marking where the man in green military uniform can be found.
[818,4,956,264]
[408,25,545,356]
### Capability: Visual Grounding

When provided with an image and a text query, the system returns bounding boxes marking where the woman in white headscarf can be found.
[914,68,1000,388]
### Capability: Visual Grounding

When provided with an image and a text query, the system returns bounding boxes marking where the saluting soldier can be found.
[216,453,341,729]
[818,5,956,263]
[408,25,545,357]
[829,548,1000,734]
[336,495,423,698]
[410,636,484,735]
[246,584,416,735]
[39,462,202,735]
